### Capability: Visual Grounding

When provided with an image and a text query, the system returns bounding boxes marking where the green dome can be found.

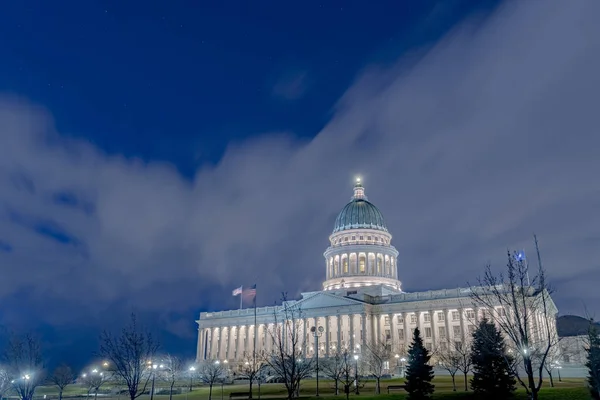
[333,183,388,233]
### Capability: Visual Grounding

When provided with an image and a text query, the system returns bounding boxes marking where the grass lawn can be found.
[28,376,588,400]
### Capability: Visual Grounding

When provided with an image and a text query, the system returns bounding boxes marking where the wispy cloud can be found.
[0,0,599,335]
[271,70,309,100]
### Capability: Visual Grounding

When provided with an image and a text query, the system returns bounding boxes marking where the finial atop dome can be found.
[353,177,366,200]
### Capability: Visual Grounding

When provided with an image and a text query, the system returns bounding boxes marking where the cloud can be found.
[1,0,600,337]
[271,70,309,100]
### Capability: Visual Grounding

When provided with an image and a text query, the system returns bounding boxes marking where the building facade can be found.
[196,181,558,369]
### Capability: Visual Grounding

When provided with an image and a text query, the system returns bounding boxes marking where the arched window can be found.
[343,257,349,273]
[359,255,366,273]
[334,257,339,276]
[377,256,382,274]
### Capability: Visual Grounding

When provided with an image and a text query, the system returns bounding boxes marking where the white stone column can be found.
[325,316,331,357]
[361,313,367,349]
[403,313,410,346]
[376,314,381,341]
[459,309,466,342]
[337,315,342,351]
[388,313,395,350]
[430,310,437,348]
[349,314,355,352]
[444,309,451,343]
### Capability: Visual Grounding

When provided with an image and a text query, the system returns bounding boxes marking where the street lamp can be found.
[150,364,159,400]
[189,366,196,391]
[400,358,406,378]
[353,354,359,395]
[310,326,325,397]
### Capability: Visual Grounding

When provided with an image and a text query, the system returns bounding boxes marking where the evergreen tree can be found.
[586,321,600,400]
[405,327,435,400]
[470,319,516,399]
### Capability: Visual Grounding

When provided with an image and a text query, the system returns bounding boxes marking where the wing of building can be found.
[196,180,559,370]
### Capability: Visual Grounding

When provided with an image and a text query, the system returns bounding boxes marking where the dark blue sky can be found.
[11,0,589,372]
[1,0,497,176]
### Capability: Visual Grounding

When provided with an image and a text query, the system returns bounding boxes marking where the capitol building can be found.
[196,180,558,369]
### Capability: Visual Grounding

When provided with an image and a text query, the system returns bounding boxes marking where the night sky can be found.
[1,0,599,371]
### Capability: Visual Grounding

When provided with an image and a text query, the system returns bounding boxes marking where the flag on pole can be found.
[232,286,243,296]
[243,284,257,302]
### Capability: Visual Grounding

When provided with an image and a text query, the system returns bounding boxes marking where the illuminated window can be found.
[424,313,431,322]
[359,256,366,273]
[343,258,349,273]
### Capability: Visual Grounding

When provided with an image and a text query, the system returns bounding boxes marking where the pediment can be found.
[294,291,364,311]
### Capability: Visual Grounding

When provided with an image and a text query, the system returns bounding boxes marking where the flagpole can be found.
[240,285,243,310]
[253,284,257,371]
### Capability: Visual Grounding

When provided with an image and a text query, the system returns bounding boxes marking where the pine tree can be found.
[405,327,435,400]
[586,321,600,400]
[470,319,516,399]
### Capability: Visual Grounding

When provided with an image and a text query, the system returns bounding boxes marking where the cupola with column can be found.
[323,178,402,291]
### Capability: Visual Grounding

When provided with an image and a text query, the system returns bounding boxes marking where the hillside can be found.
[557,314,600,337]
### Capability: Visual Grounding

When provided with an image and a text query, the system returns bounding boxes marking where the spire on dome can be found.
[353,177,367,200]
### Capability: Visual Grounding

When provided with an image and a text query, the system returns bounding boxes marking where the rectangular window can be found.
[438,312,445,322]
[384,316,390,326]
[452,311,460,321]
[466,310,476,319]
[424,313,431,322]
[453,325,462,337]
[351,236,356,240]
[383,361,390,370]
[359,258,366,273]
[455,341,462,350]
[410,314,417,324]
[360,235,364,240]
[385,329,391,340]
[397,315,404,324]
[398,329,404,340]
[425,327,432,338]
[438,326,446,338]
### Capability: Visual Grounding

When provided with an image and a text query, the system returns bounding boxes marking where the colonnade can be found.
[326,252,396,279]
[198,307,556,362]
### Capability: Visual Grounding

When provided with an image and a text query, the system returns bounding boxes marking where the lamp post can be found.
[310,326,325,396]
[353,354,359,395]
[189,366,196,391]
[400,358,406,378]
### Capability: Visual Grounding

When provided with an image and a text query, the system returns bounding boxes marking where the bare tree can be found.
[262,293,314,400]
[321,351,346,395]
[436,343,461,391]
[49,364,75,400]
[470,236,558,400]
[363,336,391,394]
[161,354,183,400]
[337,351,356,400]
[0,368,11,399]
[453,341,473,391]
[541,344,563,387]
[80,370,110,400]
[239,355,266,398]
[98,313,159,400]
[197,361,226,400]
[2,333,44,400]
